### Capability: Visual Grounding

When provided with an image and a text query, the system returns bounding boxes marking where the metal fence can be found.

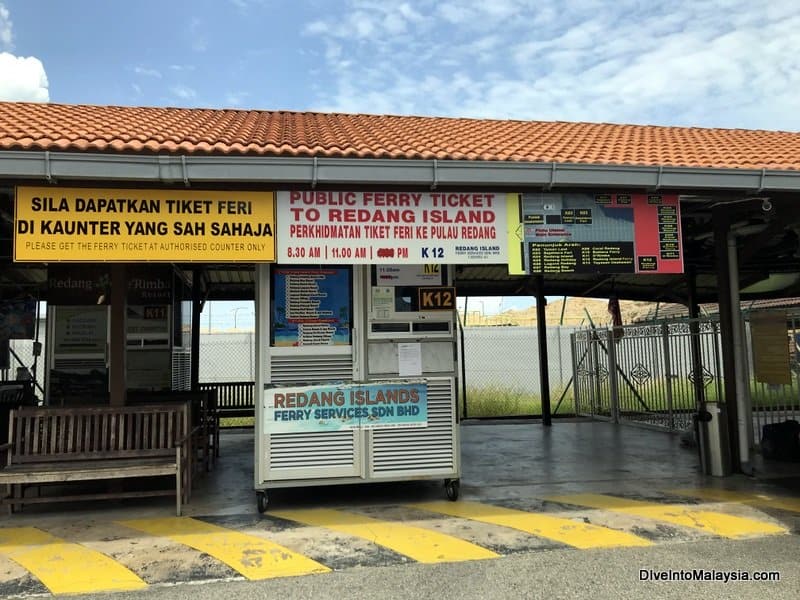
[460,325,577,418]
[0,325,588,419]
[1,326,257,391]
[9,313,800,438]
[1,337,45,388]
[572,315,800,445]
[572,319,722,431]
[198,331,256,383]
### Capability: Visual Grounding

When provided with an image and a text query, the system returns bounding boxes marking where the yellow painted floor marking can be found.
[0,527,146,595]
[669,487,800,513]
[544,493,788,539]
[120,517,330,580]
[269,508,499,563]
[410,501,652,549]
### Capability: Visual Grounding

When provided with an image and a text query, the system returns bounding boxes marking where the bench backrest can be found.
[7,404,190,464]
[126,390,214,426]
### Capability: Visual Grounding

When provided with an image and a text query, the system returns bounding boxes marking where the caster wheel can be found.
[444,478,460,501]
[257,492,269,513]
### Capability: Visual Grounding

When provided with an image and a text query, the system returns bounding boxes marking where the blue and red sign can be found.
[516,192,683,274]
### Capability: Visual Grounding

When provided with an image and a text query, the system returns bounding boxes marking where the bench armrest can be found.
[0,442,11,452]
[175,424,203,447]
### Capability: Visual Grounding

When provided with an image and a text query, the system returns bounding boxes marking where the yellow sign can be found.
[750,311,791,385]
[418,286,456,310]
[14,187,276,262]
[506,193,525,275]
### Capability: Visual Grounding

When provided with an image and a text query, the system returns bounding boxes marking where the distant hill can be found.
[461,297,685,327]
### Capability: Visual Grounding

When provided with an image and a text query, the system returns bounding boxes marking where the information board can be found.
[510,192,683,274]
[15,187,275,262]
[271,267,351,346]
[277,191,512,264]
[52,306,107,354]
[750,311,791,385]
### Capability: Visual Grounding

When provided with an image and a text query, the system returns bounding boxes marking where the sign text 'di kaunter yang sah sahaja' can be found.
[14,187,276,262]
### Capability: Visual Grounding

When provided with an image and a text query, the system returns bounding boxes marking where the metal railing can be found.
[572,318,722,431]
[198,380,254,419]
[573,314,800,444]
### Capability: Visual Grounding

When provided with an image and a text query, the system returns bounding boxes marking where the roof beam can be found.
[3,151,800,192]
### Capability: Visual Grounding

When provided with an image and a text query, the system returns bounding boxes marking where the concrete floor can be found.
[189,419,707,516]
[3,418,799,600]
[460,419,703,499]
[3,418,799,524]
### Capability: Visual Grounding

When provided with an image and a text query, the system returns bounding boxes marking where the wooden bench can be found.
[126,390,219,471]
[0,403,194,515]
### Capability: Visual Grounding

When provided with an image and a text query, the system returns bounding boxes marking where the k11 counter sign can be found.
[264,381,428,433]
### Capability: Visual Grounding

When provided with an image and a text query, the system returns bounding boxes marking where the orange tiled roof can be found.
[0,101,799,170]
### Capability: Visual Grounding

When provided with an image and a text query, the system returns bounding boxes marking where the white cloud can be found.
[0,4,49,102]
[436,0,530,27]
[225,91,249,107]
[305,20,329,36]
[188,18,207,52]
[305,0,800,131]
[0,52,49,101]
[304,2,425,41]
[0,2,11,49]
[229,0,268,10]
[170,84,197,100]
[134,66,161,78]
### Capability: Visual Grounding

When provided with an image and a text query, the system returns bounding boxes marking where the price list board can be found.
[657,205,680,260]
[271,267,352,346]
[517,192,683,275]
[529,242,635,274]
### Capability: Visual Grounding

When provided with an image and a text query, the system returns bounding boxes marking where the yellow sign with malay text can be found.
[14,187,275,262]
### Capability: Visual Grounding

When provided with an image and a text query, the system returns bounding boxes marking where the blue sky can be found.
[2,0,799,324]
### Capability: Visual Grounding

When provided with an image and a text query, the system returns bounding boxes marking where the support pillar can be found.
[727,232,754,474]
[536,276,552,426]
[109,264,127,406]
[687,268,710,473]
[191,267,202,391]
[254,264,270,488]
[712,207,738,473]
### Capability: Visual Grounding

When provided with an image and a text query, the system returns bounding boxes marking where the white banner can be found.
[277,191,510,264]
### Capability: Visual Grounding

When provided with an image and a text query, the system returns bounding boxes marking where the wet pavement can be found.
[0,420,797,597]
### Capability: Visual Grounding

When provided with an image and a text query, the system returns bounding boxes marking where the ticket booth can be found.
[254,263,461,511]
[45,264,192,404]
[253,190,512,510]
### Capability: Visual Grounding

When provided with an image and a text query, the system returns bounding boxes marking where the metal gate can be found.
[572,318,723,431]
[572,314,800,446]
